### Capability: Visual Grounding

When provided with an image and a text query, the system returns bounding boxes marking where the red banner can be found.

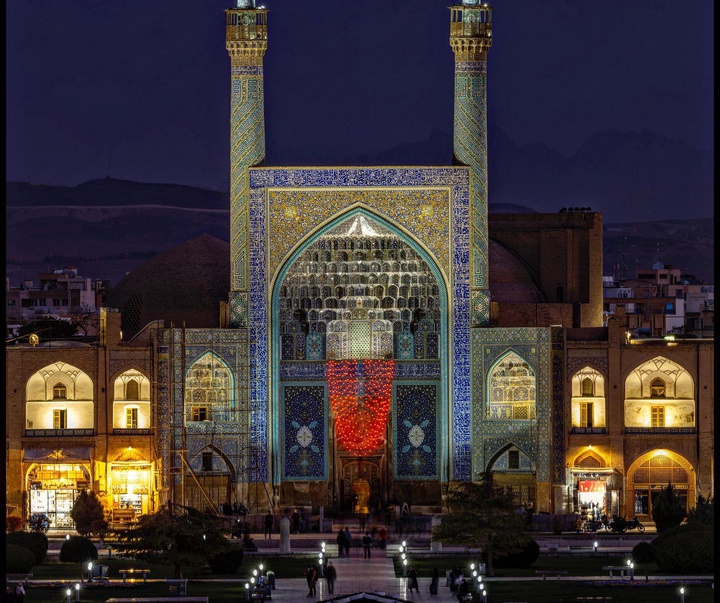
[578,480,606,493]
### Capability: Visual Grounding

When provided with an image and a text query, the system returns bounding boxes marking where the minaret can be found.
[225,0,268,327]
[450,0,492,326]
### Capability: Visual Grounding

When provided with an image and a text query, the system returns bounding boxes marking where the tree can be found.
[70,304,100,337]
[651,482,686,533]
[431,475,528,576]
[71,491,106,536]
[111,503,230,578]
[632,541,655,581]
[60,535,98,582]
[686,493,714,527]
[18,317,79,340]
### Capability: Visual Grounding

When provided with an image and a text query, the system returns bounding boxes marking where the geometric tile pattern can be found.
[394,383,438,479]
[471,328,552,482]
[282,385,327,480]
[247,168,471,486]
[453,61,490,326]
[229,65,265,324]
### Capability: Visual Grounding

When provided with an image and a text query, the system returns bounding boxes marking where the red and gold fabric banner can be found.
[327,359,394,455]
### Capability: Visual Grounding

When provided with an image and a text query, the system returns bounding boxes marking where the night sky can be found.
[6,0,714,193]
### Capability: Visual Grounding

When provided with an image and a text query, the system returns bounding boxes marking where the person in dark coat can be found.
[325,560,337,595]
[264,511,274,539]
[456,577,469,602]
[429,567,439,596]
[343,527,351,557]
[407,566,419,593]
[307,564,318,596]
[336,528,346,557]
[362,531,372,558]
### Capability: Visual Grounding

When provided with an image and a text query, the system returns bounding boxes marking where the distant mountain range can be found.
[6,126,713,288]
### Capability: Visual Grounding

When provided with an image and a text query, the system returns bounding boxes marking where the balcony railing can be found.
[112,428,152,436]
[570,427,607,434]
[25,428,95,437]
[624,427,696,434]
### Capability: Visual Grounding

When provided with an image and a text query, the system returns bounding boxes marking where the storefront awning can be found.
[23,448,92,462]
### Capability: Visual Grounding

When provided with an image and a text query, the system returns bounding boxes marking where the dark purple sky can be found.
[6,0,714,192]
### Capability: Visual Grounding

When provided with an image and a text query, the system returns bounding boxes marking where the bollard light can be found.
[401,553,406,560]
[66,534,71,540]
[402,541,407,548]
[87,562,93,582]
[203,534,206,540]
[593,541,598,556]
[66,588,72,603]
[680,586,685,603]
[259,564,264,572]
[398,544,404,553]
[74,582,81,603]
[253,569,258,576]
[244,582,250,603]
[402,558,407,577]
[251,577,255,584]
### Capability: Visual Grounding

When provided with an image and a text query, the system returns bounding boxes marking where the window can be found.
[191,406,209,422]
[508,450,520,469]
[650,378,666,398]
[126,408,138,429]
[651,406,665,428]
[53,384,67,399]
[202,452,213,472]
[126,379,139,400]
[53,409,67,429]
[581,378,594,396]
[580,402,594,428]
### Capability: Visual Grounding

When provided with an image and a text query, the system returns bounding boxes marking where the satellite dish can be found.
[29,334,40,346]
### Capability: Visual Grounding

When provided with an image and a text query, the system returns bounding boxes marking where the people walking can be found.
[362,531,372,558]
[336,528,346,557]
[429,567,439,596]
[309,564,318,596]
[407,566,419,593]
[343,527,351,557]
[305,565,317,597]
[325,560,337,595]
[264,511,274,539]
[14,583,26,603]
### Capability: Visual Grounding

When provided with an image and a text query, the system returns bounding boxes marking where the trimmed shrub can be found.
[6,543,35,573]
[6,530,48,564]
[59,535,98,563]
[651,483,686,533]
[70,490,106,536]
[687,494,714,527]
[632,541,655,565]
[653,530,714,574]
[208,547,244,574]
[493,538,540,568]
[651,522,710,549]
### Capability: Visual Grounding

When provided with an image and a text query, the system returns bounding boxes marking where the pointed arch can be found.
[624,356,695,429]
[270,206,451,484]
[570,366,606,430]
[625,449,695,518]
[486,350,536,420]
[25,362,94,431]
[185,351,235,424]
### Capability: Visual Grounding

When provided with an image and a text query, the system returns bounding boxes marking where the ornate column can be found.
[450,0,492,327]
[226,0,267,327]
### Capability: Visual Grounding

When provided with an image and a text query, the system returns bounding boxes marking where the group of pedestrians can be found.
[336,527,352,556]
[305,561,338,597]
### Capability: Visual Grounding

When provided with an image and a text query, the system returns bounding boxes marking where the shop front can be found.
[109,462,153,517]
[24,448,92,530]
[570,468,622,521]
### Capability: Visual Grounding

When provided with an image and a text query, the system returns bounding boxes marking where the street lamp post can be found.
[74,583,81,602]
[680,586,685,603]
[87,562,93,583]
[65,588,72,603]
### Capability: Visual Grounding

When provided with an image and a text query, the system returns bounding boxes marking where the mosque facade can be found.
[4,1,713,530]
